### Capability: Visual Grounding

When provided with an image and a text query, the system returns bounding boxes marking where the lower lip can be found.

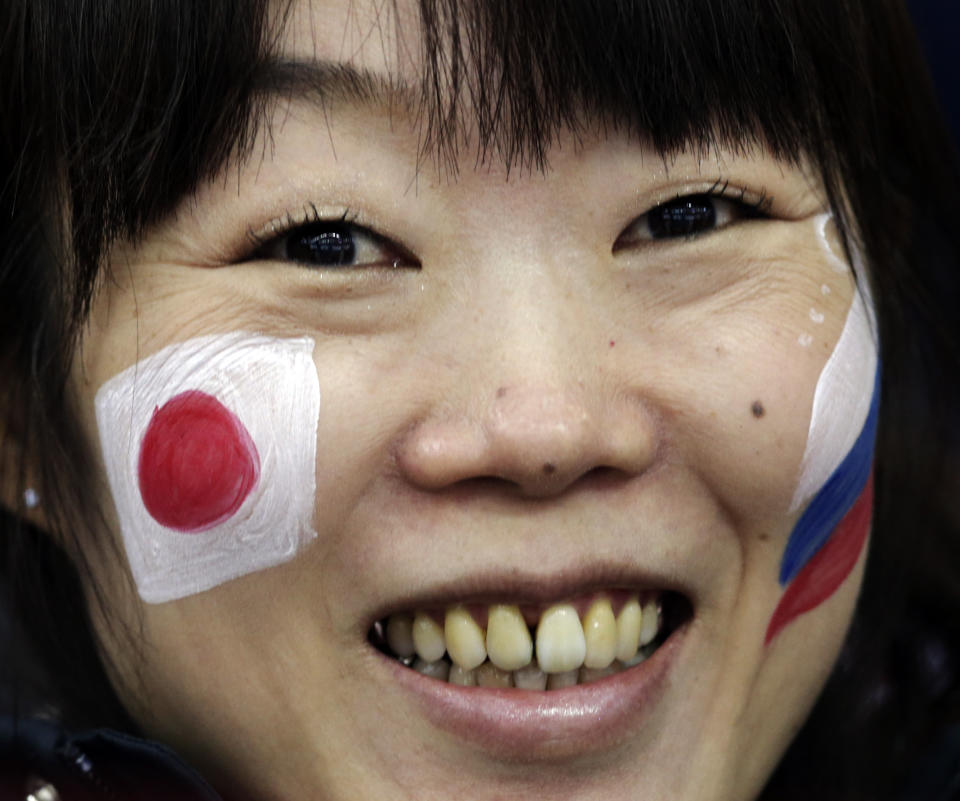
[382,623,688,759]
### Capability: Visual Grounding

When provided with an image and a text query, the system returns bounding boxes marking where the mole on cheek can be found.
[751,401,765,418]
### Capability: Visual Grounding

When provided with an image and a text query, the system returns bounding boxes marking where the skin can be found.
[65,1,869,798]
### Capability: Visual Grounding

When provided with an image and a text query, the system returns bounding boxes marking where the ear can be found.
[0,383,47,531]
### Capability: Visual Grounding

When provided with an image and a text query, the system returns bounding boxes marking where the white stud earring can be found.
[26,779,61,801]
[23,488,39,509]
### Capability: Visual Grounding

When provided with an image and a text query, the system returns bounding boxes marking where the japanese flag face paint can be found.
[95,332,320,603]
[766,215,880,644]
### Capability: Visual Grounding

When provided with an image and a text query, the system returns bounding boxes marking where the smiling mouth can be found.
[369,590,691,689]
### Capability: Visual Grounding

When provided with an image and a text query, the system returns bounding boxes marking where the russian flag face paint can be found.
[766,216,880,643]
[95,332,320,603]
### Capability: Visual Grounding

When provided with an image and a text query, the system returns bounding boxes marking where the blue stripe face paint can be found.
[779,366,879,585]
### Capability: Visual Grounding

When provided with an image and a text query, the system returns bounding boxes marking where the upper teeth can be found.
[445,606,487,671]
[536,604,586,673]
[383,594,662,679]
[486,604,533,671]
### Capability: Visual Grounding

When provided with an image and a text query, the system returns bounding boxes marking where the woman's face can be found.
[71,1,877,799]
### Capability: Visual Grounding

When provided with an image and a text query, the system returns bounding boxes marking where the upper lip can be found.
[363,561,694,629]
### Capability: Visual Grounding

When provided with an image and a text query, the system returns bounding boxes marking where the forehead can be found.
[277,0,422,86]
[268,0,495,171]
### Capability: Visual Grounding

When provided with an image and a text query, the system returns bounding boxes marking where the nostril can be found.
[579,465,632,487]
[441,474,560,499]
[470,465,631,500]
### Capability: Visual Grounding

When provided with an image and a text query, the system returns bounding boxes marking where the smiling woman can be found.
[1,1,959,800]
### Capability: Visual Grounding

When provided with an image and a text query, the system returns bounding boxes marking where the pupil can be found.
[287,223,356,266]
[648,195,716,239]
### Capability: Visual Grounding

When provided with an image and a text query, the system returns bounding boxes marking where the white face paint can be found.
[789,215,879,512]
[95,332,320,603]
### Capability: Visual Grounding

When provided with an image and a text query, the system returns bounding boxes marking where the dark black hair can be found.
[1,1,958,799]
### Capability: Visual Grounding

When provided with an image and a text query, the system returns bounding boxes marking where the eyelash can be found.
[246,203,350,250]
[246,204,421,270]
[612,181,771,252]
[245,181,771,269]
[706,180,770,218]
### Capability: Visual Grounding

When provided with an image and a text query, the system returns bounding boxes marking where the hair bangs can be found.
[411,0,866,180]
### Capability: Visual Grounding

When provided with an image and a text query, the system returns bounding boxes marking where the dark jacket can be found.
[0,716,220,801]
[3,715,960,801]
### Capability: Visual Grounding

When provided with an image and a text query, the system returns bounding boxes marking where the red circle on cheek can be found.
[137,390,260,532]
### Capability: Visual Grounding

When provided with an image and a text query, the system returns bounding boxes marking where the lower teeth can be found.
[405,644,662,688]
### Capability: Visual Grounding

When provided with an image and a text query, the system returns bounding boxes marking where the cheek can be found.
[95,331,321,603]
[766,225,880,644]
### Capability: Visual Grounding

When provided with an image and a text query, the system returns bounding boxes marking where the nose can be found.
[394,181,661,499]
[397,380,658,499]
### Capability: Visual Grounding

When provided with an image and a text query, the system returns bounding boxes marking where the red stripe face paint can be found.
[765,474,874,645]
[95,332,320,603]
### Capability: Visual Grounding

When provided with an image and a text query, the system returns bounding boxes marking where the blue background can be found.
[907,0,960,145]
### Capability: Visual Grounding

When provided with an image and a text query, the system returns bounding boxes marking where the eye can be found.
[614,192,766,252]
[253,218,419,270]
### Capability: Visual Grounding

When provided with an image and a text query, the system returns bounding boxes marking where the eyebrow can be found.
[250,58,421,113]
